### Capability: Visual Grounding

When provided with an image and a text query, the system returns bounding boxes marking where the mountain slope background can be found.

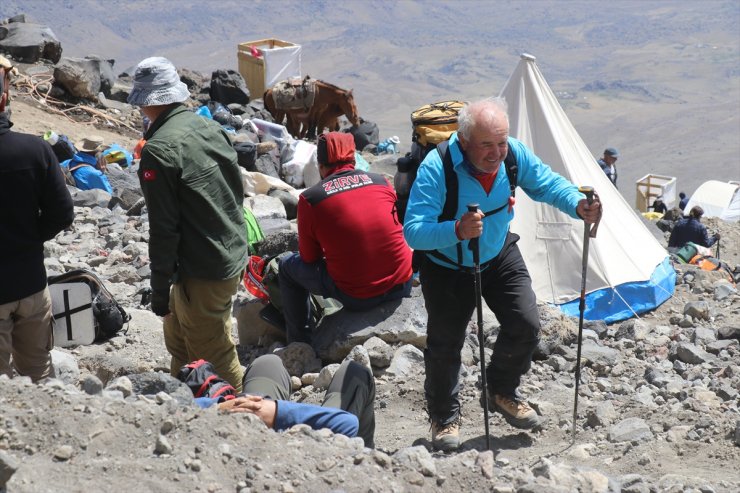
[3,0,739,205]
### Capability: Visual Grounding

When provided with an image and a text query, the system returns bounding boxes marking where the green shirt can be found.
[139,105,247,293]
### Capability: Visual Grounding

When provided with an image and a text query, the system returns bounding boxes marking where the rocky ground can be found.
[1,86,739,493]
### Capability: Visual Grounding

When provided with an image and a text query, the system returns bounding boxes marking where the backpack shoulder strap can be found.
[434,140,464,266]
[503,148,517,198]
[437,140,458,222]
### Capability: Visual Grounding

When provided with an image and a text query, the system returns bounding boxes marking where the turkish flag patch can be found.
[143,169,156,182]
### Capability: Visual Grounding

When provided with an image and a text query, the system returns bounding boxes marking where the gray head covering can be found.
[127,56,189,107]
[604,147,619,157]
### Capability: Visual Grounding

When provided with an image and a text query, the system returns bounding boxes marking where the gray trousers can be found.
[243,354,376,447]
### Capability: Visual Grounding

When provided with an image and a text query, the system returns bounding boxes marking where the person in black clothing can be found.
[678,192,689,211]
[668,206,719,249]
[651,196,667,214]
[0,61,74,381]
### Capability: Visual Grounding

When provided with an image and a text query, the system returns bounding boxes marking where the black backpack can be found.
[47,269,131,342]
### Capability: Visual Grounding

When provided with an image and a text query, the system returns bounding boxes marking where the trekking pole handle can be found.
[466,203,480,261]
[579,186,594,205]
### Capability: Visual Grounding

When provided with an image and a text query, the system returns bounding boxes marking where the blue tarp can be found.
[558,257,676,323]
[60,153,113,194]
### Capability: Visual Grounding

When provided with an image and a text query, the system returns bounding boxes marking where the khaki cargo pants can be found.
[0,287,55,382]
[163,275,244,392]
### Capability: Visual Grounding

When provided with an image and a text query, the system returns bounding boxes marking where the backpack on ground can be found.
[48,269,131,345]
[673,242,698,264]
[177,359,237,399]
[243,206,265,254]
[50,134,78,163]
[243,253,341,331]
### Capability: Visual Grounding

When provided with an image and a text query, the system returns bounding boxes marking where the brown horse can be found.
[262,88,288,130]
[265,80,359,139]
[312,101,356,135]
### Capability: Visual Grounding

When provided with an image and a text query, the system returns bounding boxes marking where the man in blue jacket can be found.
[404,98,602,451]
[195,354,376,447]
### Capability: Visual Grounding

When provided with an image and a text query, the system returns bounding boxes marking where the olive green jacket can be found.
[139,104,247,295]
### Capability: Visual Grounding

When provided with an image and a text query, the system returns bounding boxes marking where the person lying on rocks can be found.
[193,354,376,447]
[59,135,114,194]
[278,132,413,345]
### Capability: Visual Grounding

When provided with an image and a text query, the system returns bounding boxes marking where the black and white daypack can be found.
[48,269,131,346]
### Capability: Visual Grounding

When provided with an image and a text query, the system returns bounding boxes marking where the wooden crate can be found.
[237,38,299,98]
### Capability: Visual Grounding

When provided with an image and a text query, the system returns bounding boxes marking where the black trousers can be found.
[420,233,540,425]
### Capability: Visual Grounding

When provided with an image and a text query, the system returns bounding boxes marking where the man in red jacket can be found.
[279,132,413,344]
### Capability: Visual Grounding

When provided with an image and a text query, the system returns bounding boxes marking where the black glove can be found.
[151,288,171,317]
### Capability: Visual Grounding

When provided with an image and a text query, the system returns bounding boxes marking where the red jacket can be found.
[298,164,412,298]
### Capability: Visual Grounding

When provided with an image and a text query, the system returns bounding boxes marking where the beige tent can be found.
[501,54,674,322]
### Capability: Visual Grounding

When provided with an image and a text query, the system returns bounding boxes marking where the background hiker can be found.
[194,354,376,447]
[278,132,413,345]
[678,191,689,211]
[597,147,619,188]
[668,205,720,249]
[651,196,667,214]
[403,97,602,452]
[59,135,114,193]
[128,57,248,392]
[0,60,74,382]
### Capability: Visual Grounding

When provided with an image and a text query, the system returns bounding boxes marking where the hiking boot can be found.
[431,421,460,452]
[491,394,541,429]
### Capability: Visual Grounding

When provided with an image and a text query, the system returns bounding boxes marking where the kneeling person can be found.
[279,132,413,344]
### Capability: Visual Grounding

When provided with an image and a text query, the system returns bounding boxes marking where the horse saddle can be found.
[273,76,316,111]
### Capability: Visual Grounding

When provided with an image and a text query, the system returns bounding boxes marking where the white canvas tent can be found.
[500,54,674,322]
[685,180,740,223]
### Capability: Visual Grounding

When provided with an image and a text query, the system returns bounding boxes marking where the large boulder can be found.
[209,69,250,106]
[53,56,116,100]
[0,21,62,63]
[312,289,427,362]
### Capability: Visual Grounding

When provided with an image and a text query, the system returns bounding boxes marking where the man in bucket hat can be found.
[128,57,248,391]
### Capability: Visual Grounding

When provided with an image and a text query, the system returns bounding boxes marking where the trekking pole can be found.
[467,203,491,451]
[572,186,595,443]
[716,237,721,260]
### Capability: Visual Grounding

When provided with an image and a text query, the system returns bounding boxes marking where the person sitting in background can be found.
[678,192,689,211]
[668,205,719,249]
[60,135,114,193]
[597,147,619,188]
[651,196,667,214]
[194,354,376,447]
